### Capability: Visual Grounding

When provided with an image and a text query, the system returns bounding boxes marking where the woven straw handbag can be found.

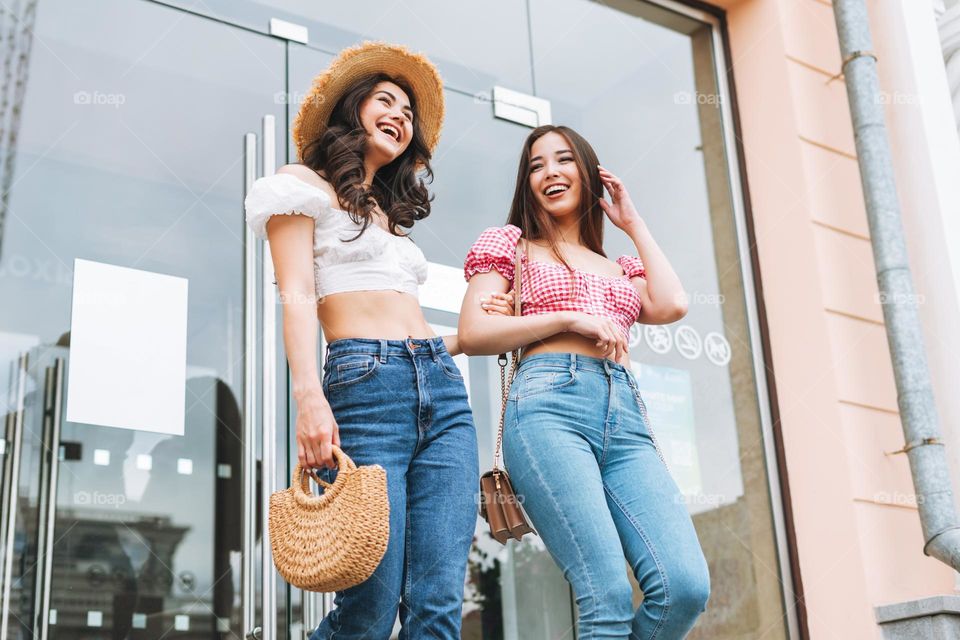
[268,446,389,592]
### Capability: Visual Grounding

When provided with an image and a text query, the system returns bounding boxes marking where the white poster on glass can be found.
[421,261,467,315]
[66,258,188,435]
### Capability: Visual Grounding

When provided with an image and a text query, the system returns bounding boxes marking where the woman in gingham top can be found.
[459,125,711,639]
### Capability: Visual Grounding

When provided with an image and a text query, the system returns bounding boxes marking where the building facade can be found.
[0,0,957,638]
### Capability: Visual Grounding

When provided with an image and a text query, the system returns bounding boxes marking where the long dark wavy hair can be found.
[506,125,607,272]
[300,73,434,239]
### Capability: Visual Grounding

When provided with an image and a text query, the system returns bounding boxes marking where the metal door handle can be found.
[260,113,278,640]
[0,352,28,640]
[244,113,278,640]
[242,129,259,640]
[35,358,64,640]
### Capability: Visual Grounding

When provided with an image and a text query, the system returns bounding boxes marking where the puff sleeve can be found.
[244,173,331,240]
[463,224,522,282]
[617,255,647,280]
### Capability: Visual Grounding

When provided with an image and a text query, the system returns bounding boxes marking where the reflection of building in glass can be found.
[13,505,199,638]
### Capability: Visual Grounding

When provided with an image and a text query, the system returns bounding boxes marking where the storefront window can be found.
[1,1,792,638]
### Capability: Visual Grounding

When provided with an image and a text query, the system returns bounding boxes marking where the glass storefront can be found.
[0,0,795,638]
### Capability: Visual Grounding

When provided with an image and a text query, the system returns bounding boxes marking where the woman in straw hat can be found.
[244,42,510,638]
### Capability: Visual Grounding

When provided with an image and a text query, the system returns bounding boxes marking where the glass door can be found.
[0,0,285,637]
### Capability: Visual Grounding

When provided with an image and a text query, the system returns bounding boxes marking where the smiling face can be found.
[528,131,582,221]
[359,80,415,164]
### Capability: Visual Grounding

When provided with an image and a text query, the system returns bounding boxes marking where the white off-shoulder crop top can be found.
[244,173,428,298]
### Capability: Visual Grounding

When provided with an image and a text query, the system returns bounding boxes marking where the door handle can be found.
[244,113,279,640]
[260,113,278,640]
[0,352,28,640]
[34,358,65,640]
[242,129,259,640]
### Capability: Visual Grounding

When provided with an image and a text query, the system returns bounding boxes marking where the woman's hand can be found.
[597,165,643,232]
[480,290,516,316]
[294,384,340,470]
[563,311,629,362]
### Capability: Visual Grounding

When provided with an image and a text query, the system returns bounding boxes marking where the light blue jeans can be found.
[309,337,479,639]
[503,353,710,639]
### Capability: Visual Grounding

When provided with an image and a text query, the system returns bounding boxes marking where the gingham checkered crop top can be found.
[463,224,646,339]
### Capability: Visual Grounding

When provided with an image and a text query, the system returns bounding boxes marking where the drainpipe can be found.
[833,0,960,571]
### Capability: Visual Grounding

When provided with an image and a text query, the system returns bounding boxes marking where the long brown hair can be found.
[505,125,606,270]
[300,72,434,239]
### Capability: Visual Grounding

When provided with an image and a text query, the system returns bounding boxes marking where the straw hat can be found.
[292,41,445,163]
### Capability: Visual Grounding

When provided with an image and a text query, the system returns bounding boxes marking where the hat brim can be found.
[292,41,444,165]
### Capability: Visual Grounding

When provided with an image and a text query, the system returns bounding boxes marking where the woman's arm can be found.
[597,165,687,324]
[444,291,515,355]
[624,220,687,325]
[264,211,340,469]
[458,270,628,360]
[458,271,571,356]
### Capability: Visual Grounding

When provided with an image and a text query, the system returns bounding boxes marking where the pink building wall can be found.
[709,0,956,636]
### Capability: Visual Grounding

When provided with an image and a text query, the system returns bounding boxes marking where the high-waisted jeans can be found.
[309,336,479,640]
[503,353,710,639]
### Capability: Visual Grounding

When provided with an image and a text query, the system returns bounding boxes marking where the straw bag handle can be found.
[492,239,525,472]
[294,445,356,495]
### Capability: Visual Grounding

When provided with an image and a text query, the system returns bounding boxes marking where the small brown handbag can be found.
[479,240,537,544]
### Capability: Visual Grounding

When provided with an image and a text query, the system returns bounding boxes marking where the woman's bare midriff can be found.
[317,289,436,342]
[522,331,631,368]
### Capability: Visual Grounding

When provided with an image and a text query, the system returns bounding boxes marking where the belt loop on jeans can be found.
[427,337,439,361]
[602,358,613,377]
[379,339,388,363]
[569,352,577,375]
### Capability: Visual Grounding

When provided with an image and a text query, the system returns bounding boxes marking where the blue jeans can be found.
[309,337,479,640]
[503,353,710,639]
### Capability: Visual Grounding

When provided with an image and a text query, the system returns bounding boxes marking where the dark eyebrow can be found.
[529,149,573,163]
[375,89,413,117]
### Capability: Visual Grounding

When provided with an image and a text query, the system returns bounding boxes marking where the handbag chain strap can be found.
[628,382,668,465]
[493,239,525,477]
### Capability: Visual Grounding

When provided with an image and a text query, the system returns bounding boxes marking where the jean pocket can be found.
[327,354,380,388]
[437,352,464,381]
[516,366,576,399]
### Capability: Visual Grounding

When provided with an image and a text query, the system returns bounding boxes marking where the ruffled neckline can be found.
[270,173,413,240]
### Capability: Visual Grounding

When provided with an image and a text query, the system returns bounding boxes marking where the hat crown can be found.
[292,41,445,166]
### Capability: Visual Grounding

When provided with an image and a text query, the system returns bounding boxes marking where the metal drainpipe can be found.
[833,0,960,570]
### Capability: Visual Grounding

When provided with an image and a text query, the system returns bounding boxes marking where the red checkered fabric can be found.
[463,224,646,339]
